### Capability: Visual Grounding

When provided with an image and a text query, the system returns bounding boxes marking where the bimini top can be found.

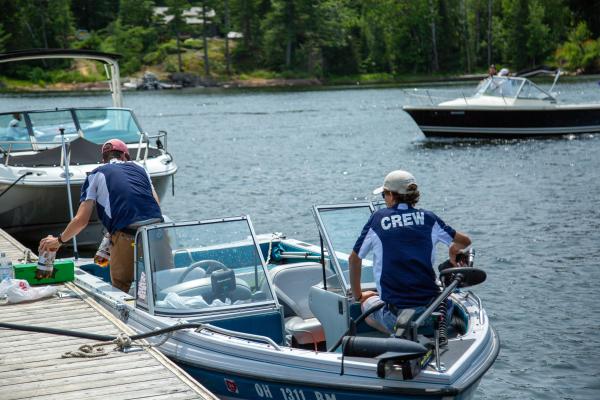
[0,49,124,107]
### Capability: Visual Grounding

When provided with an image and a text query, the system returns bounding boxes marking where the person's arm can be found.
[152,187,160,205]
[349,251,363,301]
[39,200,95,251]
[349,251,377,303]
[449,231,472,266]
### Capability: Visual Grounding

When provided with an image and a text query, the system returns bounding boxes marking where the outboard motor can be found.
[341,336,431,379]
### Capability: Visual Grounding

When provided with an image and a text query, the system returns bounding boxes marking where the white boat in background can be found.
[0,49,177,247]
[403,72,600,138]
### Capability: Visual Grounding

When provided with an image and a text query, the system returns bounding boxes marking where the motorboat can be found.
[403,72,600,138]
[72,201,499,400]
[0,49,177,247]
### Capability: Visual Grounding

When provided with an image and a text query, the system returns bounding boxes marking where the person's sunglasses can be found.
[381,190,388,199]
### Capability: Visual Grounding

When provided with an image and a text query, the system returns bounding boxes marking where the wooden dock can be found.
[0,228,217,400]
[0,227,37,264]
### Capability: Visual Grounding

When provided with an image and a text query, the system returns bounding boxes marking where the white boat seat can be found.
[159,275,252,303]
[270,262,327,345]
[155,267,207,292]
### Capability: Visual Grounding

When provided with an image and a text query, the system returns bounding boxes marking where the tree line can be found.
[0,0,599,83]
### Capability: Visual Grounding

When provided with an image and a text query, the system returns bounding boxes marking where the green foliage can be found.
[164,60,178,73]
[525,0,550,65]
[143,49,166,65]
[101,23,159,75]
[29,67,46,85]
[72,31,104,51]
[555,22,600,72]
[0,0,596,84]
[10,0,75,49]
[237,69,281,80]
[119,0,155,27]
[0,23,11,53]
[159,40,184,54]
[71,0,119,31]
[183,38,203,49]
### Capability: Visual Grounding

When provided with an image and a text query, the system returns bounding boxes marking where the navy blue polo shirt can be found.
[353,203,456,308]
[80,160,162,234]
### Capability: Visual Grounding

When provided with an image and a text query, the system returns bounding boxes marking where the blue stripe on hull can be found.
[178,361,480,400]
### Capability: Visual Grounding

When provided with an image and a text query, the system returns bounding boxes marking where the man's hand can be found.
[358,290,378,304]
[449,231,471,267]
[39,235,60,252]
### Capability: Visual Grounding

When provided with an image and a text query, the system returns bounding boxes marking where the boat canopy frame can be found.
[0,49,123,107]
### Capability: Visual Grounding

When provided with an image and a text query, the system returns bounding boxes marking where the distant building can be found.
[153,6,215,25]
[227,32,243,40]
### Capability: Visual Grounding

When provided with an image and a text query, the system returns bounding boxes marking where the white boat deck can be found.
[0,228,216,400]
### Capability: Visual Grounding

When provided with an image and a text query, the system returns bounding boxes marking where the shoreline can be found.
[1,72,598,94]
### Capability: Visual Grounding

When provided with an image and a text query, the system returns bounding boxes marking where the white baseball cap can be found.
[373,170,417,195]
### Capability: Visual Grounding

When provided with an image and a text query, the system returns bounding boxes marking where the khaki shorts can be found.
[110,231,135,292]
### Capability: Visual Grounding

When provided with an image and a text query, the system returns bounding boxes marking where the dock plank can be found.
[0,283,216,400]
[25,376,185,400]
[0,227,37,264]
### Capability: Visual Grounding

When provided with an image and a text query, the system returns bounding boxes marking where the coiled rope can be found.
[62,333,135,358]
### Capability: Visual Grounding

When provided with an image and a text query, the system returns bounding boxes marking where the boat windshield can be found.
[74,109,142,144]
[313,203,376,293]
[0,108,142,151]
[475,76,523,98]
[0,112,33,151]
[517,80,554,101]
[137,218,275,314]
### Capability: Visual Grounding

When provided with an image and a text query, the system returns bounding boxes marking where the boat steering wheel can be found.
[178,259,228,283]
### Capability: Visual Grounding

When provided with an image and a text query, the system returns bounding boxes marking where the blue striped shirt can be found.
[353,203,456,308]
[80,160,161,234]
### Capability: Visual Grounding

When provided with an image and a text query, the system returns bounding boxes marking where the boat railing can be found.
[402,88,468,106]
[0,139,73,166]
[197,323,282,351]
[0,141,15,166]
[2,131,169,166]
[466,290,484,324]
[135,130,169,163]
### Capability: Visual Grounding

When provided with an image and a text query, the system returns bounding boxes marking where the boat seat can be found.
[159,275,252,304]
[154,267,207,293]
[270,262,327,345]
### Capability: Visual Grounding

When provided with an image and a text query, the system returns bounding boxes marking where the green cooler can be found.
[14,260,75,285]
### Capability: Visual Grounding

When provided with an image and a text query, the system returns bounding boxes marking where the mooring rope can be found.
[264,232,281,265]
[62,333,152,358]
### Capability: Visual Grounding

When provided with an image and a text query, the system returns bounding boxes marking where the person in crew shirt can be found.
[348,170,471,335]
[39,139,162,292]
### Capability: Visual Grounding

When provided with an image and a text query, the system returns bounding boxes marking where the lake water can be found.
[2,77,600,399]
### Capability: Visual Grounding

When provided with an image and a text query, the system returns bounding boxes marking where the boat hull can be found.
[403,106,600,138]
[178,360,484,400]
[0,174,172,247]
[116,299,499,400]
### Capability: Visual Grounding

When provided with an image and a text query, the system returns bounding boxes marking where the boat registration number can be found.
[255,383,337,400]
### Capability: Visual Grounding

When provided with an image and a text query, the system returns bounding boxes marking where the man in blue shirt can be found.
[39,139,162,292]
[349,170,471,334]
